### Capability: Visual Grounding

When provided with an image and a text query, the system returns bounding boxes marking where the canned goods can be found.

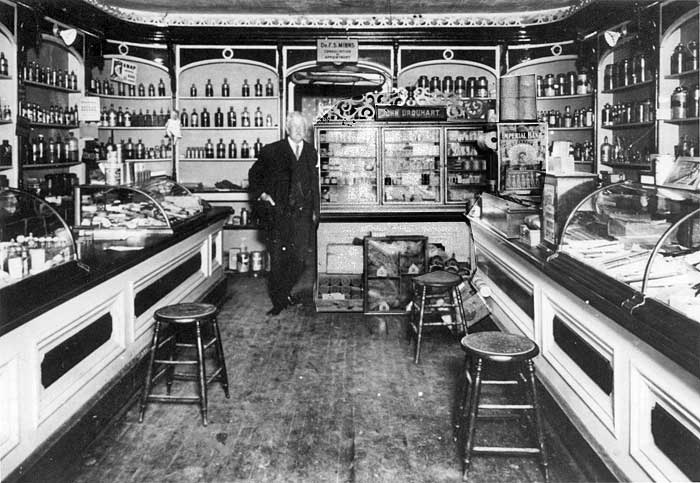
[237,251,250,273]
[250,251,264,276]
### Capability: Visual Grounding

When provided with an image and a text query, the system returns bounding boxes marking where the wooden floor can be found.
[56,275,613,483]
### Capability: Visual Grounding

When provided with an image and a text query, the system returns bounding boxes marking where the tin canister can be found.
[671,86,688,119]
[250,251,263,276]
[237,251,250,273]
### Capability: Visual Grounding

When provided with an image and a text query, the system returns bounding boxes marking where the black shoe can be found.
[266,304,285,316]
[286,294,300,306]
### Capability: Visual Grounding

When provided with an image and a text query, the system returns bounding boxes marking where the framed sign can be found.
[662,157,700,190]
[375,105,447,122]
[317,38,358,63]
[497,122,548,194]
[363,236,427,314]
[110,57,138,86]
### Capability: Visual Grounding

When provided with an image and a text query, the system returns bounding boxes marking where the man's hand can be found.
[259,192,276,206]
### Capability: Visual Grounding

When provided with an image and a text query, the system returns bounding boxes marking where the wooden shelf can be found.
[23,79,80,94]
[93,93,170,100]
[537,93,593,100]
[663,117,700,125]
[21,162,81,169]
[548,126,594,131]
[601,80,654,94]
[180,96,278,101]
[0,119,12,125]
[601,121,655,130]
[182,126,277,131]
[98,158,171,163]
[0,164,13,171]
[0,74,12,80]
[181,157,255,162]
[29,122,80,129]
[602,162,652,170]
[665,69,699,80]
[97,126,164,130]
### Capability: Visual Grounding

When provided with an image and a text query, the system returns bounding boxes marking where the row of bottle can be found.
[184,138,262,159]
[670,41,699,75]
[539,106,595,128]
[537,70,592,97]
[25,133,80,165]
[670,84,700,119]
[180,106,272,128]
[100,137,173,160]
[0,235,71,279]
[90,78,167,97]
[600,136,650,165]
[188,78,275,98]
[0,52,8,76]
[0,139,11,165]
[20,61,79,90]
[21,101,79,125]
[600,100,655,126]
[603,55,652,91]
[99,105,171,127]
[570,141,596,163]
[415,75,490,98]
[676,135,699,157]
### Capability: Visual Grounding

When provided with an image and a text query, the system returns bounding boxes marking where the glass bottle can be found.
[128,84,136,97]
[205,79,213,97]
[241,139,250,158]
[116,106,124,126]
[190,83,197,97]
[562,105,572,127]
[0,52,7,76]
[158,78,166,96]
[687,41,699,72]
[148,83,155,97]
[254,107,263,127]
[205,138,214,158]
[180,108,189,127]
[241,107,250,127]
[241,79,250,97]
[125,137,134,159]
[600,136,612,164]
[216,138,226,158]
[117,81,125,96]
[138,83,145,97]
[136,139,145,159]
[190,108,199,127]
[265,78,274,96]
[227,106,237,127]
[201,107,210,127]
[254,138,263,158]
[108,104,117,127]
[671,86,688,119]
[265,114,273,127]
[221,78,230,97]
[671,43,685,75]
[214,107,223,127]
[254,78,263,97]
[566,71,576,95]
[442,75,454,94]
[228,138,237,158]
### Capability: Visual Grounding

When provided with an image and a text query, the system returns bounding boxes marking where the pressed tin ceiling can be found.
[79,0,599,28]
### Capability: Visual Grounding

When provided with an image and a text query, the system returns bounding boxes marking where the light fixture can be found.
[604,30,622,47]
[52,24,77,47]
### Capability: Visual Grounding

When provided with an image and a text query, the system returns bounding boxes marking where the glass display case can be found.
[75,176,205,239]
[0,187,76,285]
[318,127,378,207]
[446,127,491,204]
[557,181,700,321]
[382,127,440,204]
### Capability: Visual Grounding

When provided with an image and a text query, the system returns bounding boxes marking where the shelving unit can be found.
[0,5,16,185]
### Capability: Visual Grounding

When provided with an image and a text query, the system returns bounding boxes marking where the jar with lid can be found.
[671,43,685,75]
[640,99,653,122]
[565,71,576,95]
[536,75,544,97]
[543,74,555,97]
[604,65,614,91]
[455,76,466,97]
[601,103,612,126]
[429,76,441,92]
[466,77,477,97]
[687,41,699,72]
[634,54,649,83]
[442,75,454,94]
[476,77,488,97]
[620,58,631,87]
[671,85,688,119]
[576,71,590,95]
[416,75,430,89]
[555,73,565,96]
[690,84,699,118]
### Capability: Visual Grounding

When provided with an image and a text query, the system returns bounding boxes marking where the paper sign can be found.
[79,96,101,122]
[317,38,358,63]
[110,58,138,86]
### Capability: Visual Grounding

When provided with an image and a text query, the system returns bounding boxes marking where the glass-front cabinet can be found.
[316,122,494,213]
[557,181,700,321]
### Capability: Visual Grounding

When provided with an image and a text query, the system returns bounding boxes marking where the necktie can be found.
[295,143,301,159]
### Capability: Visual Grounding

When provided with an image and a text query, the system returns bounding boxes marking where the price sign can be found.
[79,96,101,122]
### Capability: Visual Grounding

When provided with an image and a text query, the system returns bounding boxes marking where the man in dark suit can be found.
[249,111,320,316]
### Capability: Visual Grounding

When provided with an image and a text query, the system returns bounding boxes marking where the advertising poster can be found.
[497,122,548,194]
[110,57,138,86]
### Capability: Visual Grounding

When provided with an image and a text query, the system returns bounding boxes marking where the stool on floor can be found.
[459,332,548,482]
[139,302,230,426]
[409,270,467,364]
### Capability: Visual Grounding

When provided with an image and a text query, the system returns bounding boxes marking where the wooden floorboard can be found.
[55,274,614,483]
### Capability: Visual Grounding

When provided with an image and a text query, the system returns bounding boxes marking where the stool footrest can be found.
[482,380,519,385]
[478,403,533,410]
[472,446,541,455]
[207,367,223,384]
[176,338,217,350]
[154,359,198,366]
[145,395,201,403]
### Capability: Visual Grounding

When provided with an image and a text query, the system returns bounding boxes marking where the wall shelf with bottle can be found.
[29,122,79,129]
[601,79,654,94]
[601,121,656,130]
[0,4,17,185]
[22,162,81,170]
[658,4,699,159]
[22,79,80,94]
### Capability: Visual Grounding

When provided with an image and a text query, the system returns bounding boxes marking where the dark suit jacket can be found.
[248,137,320,235]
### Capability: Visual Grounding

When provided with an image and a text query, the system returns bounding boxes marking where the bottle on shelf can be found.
[158,78,166,96]
[117,81,126,96]
[128,84,136,97]
[265,78,274,96]
[241,139,250,158]
[116,106,124,126]
[671,86,688,119]
[205,79,214,97]
[254,138,263,158]
[254,79,263,97]
[108,104,117,127]
[190,108,199,127]
[562,106,573,127]
[148,83,156,97]
[216,138,226,158]
[691,84,699,118]
[190,83,197,97]
[242,79,250,97]
[47,137,57,164]
[671,43,686,75]
[180,108,189,127]
[0,52,8,76]
[222,78,230,97]
[201,107,211,127]
[241,107,250,127]
[265,114,273,127]
[228,138,237,158]
[125,137,134,159]
[600,136,612,164]
[227,106,237,127]
[136,139,146,159]
[687,41,699,72]
[138,83,145,97]
[254,107,263,127]
[214,107,224,127]
[205,138,214,158]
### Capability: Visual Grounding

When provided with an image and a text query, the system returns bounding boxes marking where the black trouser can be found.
[265,211,314,308]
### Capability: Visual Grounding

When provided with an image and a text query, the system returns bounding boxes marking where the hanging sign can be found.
[375,105,447,122]
[317,38,359,63]
[110,57,138,86]
[79,96,101,122]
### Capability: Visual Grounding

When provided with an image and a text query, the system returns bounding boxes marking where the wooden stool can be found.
[409,270,467,364]
[138,302,230,426]
[459,332,549,482]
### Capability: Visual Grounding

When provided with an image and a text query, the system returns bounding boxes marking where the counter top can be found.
[0,207,229,337]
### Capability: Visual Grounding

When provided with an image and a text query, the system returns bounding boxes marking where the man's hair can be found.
[285,111,307,132]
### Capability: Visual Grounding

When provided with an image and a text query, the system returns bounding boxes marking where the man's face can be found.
[287,117,305,144]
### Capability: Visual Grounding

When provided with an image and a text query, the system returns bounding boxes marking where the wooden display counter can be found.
[0,208,228,481]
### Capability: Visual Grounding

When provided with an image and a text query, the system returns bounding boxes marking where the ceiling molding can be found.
[81,0,597,29]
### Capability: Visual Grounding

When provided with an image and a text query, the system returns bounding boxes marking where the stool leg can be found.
[463,357,483,481]
[165,325,176,395]
[211,317,230,398]
[526,359,549,483]
[414,286,427,364]
[139,319,162,423]
[195,320,208,426]
[455,353,472,436]
[453,285,468,335]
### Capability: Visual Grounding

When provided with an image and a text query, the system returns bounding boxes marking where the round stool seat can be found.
[461,332,539,362]
[155,303,218,324]
[413,270,462,288]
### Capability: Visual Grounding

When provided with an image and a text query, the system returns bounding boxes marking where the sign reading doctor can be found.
[110,58,138,86]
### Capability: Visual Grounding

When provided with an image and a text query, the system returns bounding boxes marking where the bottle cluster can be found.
[676,135,699,157]
[0,234,72,279]
[600,136,650,166]
[670,41,699,75]
[21,101,79,125]
[185,138,262,159]
[180,106,272,128]
[0,139,11,165]
[415,75,490,97]
[600,100,655,126]
[99,104,171,127]
[89,78,167,97]
[26,133,80,165]
[0,98,11,121]
[539,106,594,128]
[603,55,651,91]
[0,51,9,76]
[189,78,274,97]
[100,137,173,161]
[20,61,79,90]
[537,70,592,97]
[670,84,700,119]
